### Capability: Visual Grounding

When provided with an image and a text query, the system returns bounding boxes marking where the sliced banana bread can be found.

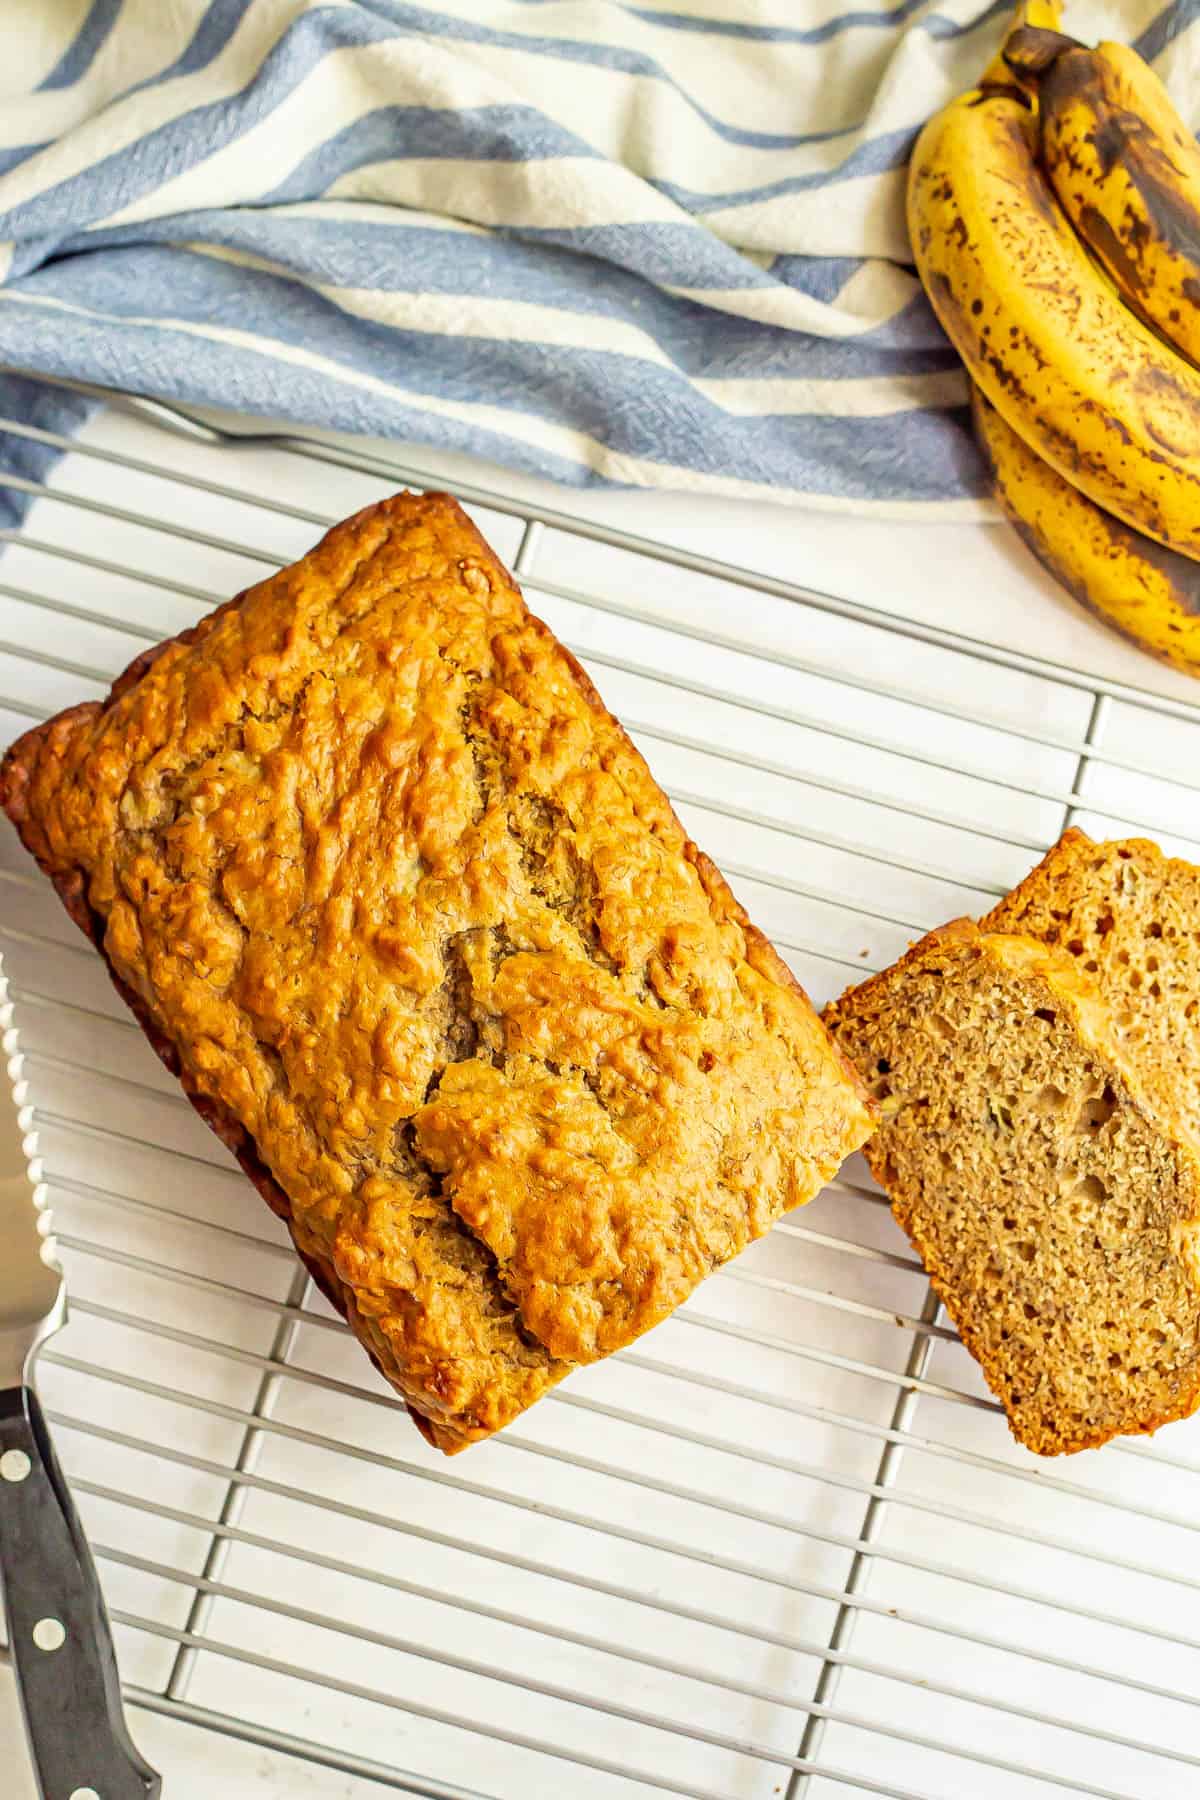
[825,920,1200,1455]
[984,829,1200,1142]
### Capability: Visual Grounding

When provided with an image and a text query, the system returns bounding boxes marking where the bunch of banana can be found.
[907,2,1200,676]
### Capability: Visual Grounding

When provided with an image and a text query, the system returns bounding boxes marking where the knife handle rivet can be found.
[0,1449,30,1482]
[32,1617,65,1652]
[69,1789,100,1800]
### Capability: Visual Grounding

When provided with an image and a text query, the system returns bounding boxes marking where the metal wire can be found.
[3,380,1200,1800]
[82,1540,1174,1800]
[46,1174,1200,1500]
[1,420,1197,835]
[69,1479,1200,1780]
[9,392,1200,722]
[43,1297,1200,1621]
[49,1388,1200,1735]
[51,1299,1200,1684]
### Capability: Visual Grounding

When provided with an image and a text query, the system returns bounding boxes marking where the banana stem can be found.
[980,0,1065,88]
[1005,24,1083,80]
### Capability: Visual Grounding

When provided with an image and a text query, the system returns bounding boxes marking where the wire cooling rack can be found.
[2,383,1200,1800]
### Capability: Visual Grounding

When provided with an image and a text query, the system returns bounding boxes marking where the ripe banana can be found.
[907,82,1200,557]
[1007,30,1200,369]
[972,386,1200,676]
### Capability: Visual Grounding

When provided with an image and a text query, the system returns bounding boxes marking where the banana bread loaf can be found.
[1,491,874,1452]
[825,921,1200,1455]
[984,828,1200,1142]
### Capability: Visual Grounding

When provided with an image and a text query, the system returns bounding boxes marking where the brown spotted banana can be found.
[1007,29,1200,371]
[973,386,1200,677]
[907,75,1200,557]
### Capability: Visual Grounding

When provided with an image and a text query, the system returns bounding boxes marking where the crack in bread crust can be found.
[2,491,873,1450]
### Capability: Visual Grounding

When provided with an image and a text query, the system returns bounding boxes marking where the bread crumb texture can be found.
[985,828,1200,1145]
[1,493,873,1450]
[826,921,1200,1455]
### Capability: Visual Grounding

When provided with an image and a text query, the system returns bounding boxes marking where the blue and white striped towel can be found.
[0,0,1192,526]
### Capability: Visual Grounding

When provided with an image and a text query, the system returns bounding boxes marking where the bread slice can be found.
[825,920,1200,1455]
[984,828,1200,1143]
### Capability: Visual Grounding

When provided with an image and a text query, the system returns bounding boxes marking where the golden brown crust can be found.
[982,825,1094,917]
[2,490,873,1452]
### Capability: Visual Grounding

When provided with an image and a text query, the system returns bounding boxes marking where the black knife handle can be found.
[0,1384,160,1800]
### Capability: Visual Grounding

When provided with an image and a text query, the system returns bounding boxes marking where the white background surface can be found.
[1,403,1199,1800]
[0,1662,390,1800]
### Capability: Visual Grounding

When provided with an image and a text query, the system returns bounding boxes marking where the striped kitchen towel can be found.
[0,0,1193,522]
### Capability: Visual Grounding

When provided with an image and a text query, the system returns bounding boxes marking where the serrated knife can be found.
[0,956,160,1799]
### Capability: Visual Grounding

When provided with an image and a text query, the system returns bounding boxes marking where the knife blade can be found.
[0,953,160,1799]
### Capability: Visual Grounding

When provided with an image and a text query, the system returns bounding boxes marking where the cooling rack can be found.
[1,380,1200,1800]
